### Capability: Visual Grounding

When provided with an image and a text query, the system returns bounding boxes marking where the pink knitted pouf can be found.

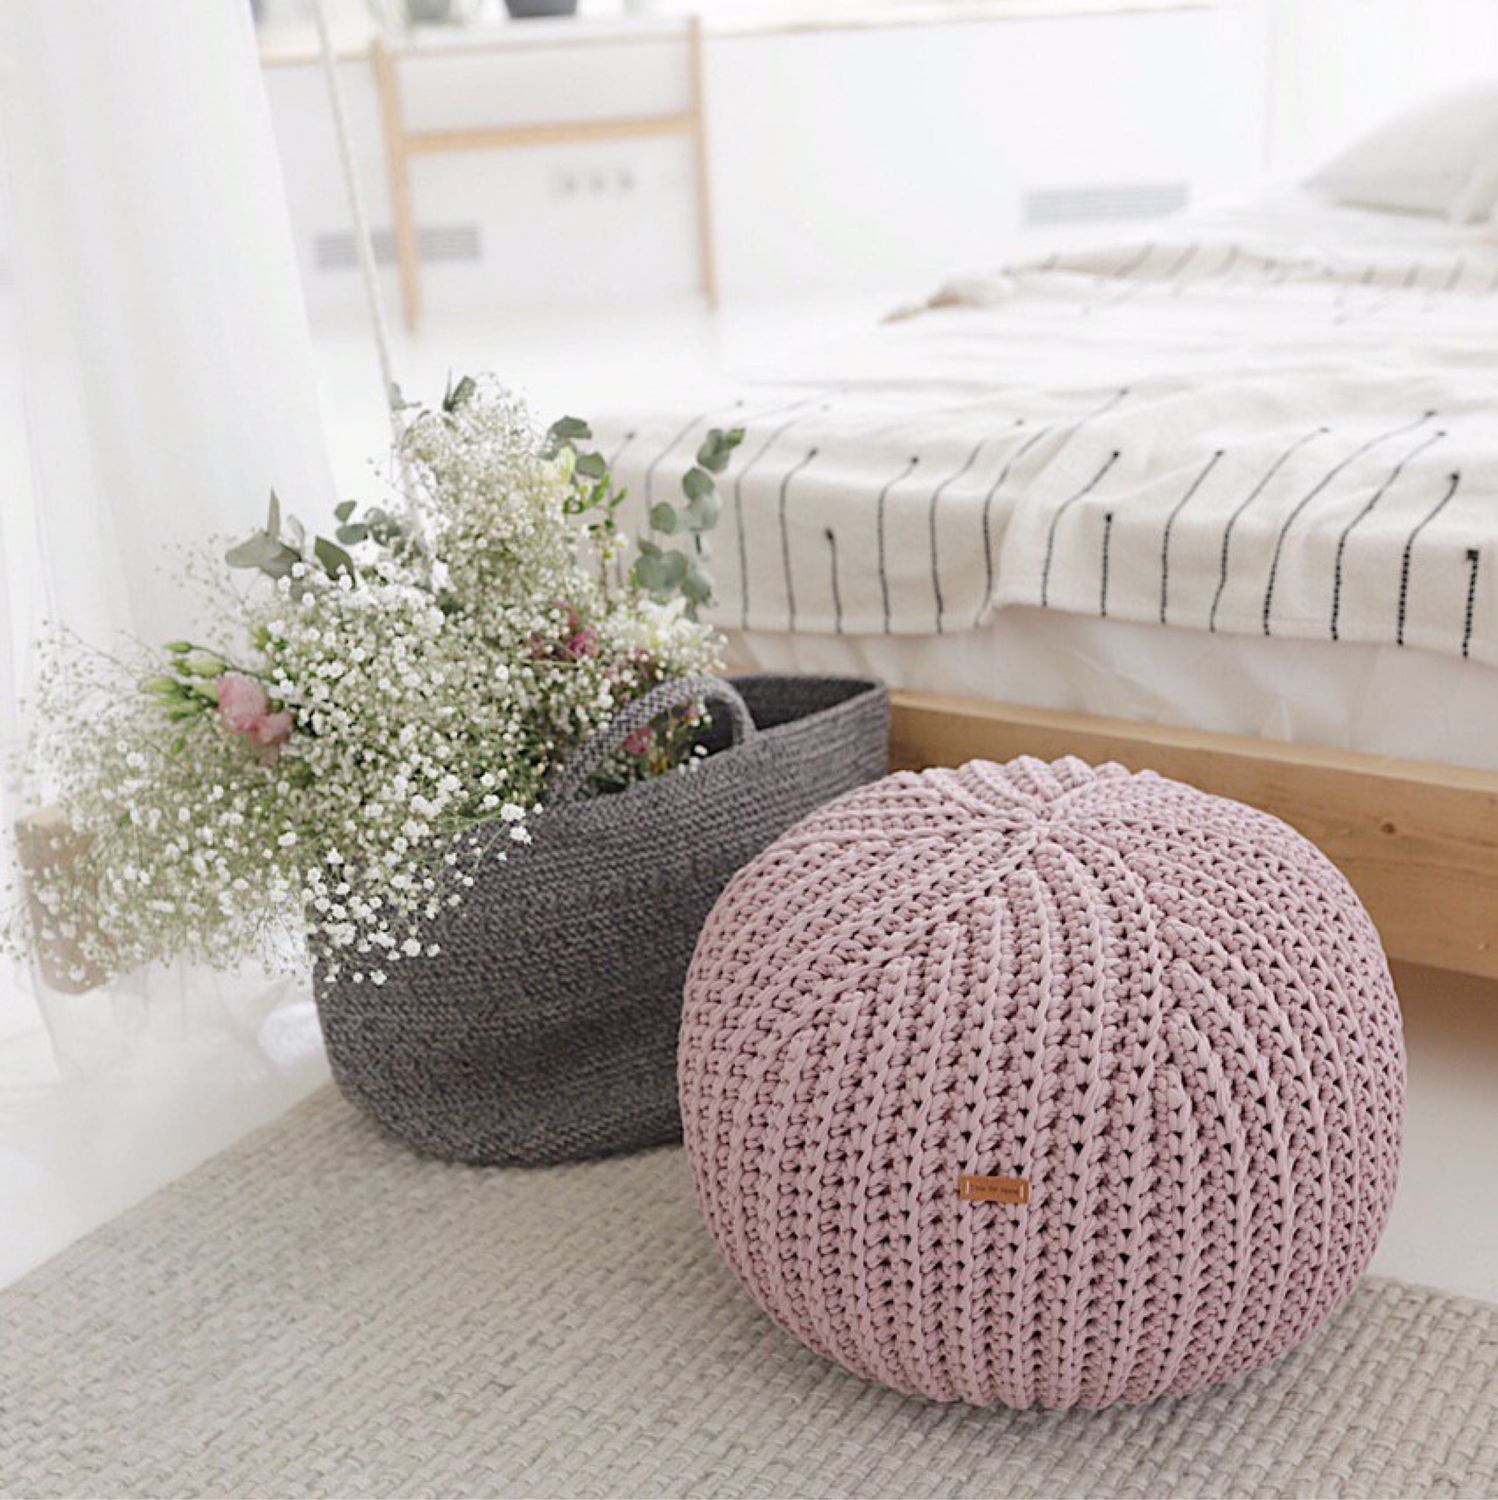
[679,756,1405,1410]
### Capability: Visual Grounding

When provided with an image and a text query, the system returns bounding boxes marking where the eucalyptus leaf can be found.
[683,559,713,605]
[632,553,669,591]
[443,374,476,413]
[266,490,282,538]
[649,502,679,534]
[682,491,720,531]
[575,451,607,480]
[336,523,369,546]
[697,426,745,473]
[315,535,356,580]
[225,532,276,569]
[662,550,688,587]
[681,467,713,504]
[334,499,357,522]
[546,416,591,452]
[258,544,300,581]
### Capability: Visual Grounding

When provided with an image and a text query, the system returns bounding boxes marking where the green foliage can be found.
[144,649,228,741]
[223,396,746,629]
[227,490,416,595]
[543,415,590,456]
[631,426,744,617]
[314,536,355,581]
[226,490,355,594]
[441,373,477,414]
[543,414,633,581]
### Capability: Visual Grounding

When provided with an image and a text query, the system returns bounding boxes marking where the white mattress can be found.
[594,190,1498,770]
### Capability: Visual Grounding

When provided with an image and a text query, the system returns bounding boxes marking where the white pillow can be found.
[1308,81,1498,221]
[1453,141,1498,224]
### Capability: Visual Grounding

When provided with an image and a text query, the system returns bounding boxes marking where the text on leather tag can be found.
[959,1174,1030,1205]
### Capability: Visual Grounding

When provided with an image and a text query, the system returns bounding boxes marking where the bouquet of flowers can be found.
[5,377,742,991]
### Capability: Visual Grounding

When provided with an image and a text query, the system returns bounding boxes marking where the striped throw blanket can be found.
[591,194,1498,667]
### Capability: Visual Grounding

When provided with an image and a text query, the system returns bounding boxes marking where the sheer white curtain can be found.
[0,0,334,1285]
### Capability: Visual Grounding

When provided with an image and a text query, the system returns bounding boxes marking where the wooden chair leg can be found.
[372,40,422,333]
[687,16,719,310]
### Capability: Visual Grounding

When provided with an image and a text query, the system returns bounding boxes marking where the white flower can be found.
[5,379,724,986]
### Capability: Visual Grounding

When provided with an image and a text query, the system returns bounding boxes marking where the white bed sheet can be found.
[729,606,1498,772]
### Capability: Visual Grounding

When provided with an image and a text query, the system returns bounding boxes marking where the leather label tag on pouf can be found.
[958,1175,1030,1205]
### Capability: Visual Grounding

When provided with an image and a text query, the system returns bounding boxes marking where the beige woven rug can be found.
[3,1090,1495,1500]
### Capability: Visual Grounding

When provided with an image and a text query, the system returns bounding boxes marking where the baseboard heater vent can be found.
[315,223,482,271]
[1024,182,1189,226]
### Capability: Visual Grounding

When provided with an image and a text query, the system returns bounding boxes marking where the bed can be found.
[589,190,1498,978]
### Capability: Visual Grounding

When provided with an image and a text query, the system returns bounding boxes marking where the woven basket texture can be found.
[315,674,888,1166]
[681,755,1406,1410]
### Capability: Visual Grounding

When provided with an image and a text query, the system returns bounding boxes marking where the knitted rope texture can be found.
[680,756,1406,1410]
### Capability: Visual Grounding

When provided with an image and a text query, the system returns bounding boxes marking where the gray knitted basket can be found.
[313,674,889,1166]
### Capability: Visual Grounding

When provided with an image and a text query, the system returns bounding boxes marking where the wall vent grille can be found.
[314,223,481,271]
[1024,182,1189,226]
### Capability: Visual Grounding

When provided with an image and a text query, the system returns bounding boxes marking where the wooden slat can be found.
[371,40,422,332]
[687,15,719,310]
[258,4,1216,68]
[890,691,1498,980]
[405,114,693,155]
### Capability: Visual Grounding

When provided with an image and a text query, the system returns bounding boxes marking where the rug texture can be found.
[1,1089,1494,1500]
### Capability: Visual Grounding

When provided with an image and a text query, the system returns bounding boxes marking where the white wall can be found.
[263,4,1268,317]
[266,40,701,314]
[263,0,1498,317]
[709,7,1267,295]
[1266,0,1498,175]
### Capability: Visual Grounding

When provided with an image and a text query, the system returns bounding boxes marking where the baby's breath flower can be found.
[4,380,725,986]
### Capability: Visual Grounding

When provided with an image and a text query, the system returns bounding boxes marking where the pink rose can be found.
[623,725,655,758]
[246,709,294,750]
[217,672,270,733]
[216,673,293,761]
[566,628,599,660]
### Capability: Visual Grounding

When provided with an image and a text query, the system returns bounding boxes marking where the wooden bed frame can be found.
[889,691,1498,981]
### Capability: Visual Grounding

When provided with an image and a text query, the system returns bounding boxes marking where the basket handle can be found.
[546,674,757,806]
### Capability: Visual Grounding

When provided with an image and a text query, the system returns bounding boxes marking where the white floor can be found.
[312,289,895,496]
[3,292,1496,1310]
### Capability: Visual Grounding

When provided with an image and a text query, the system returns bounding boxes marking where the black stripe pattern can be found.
[594,225,1495,666]
[1263,413,1435,636]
